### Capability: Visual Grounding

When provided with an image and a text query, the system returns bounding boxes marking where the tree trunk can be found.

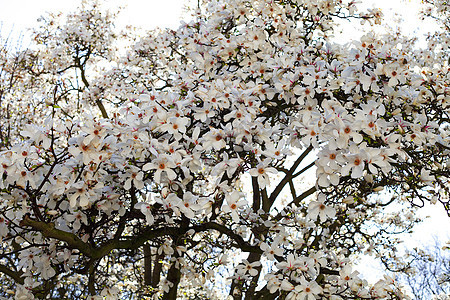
[162,258,182,300]
[143,244,152,286]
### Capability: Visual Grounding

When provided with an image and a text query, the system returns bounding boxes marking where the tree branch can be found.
[0,264,24,285]
[194,222,263,254]
[269,146,313,205]
[20,215,93,257]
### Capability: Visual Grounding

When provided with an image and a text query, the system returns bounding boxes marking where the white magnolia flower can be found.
[307,195,336,222]
[249,159,277,188]
[222,191,247,223]
[143,155,177,183]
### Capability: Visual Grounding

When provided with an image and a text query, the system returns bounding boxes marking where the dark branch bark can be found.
[20,215,94,257]
[75,50,109,119]
[269,146,313,205]
[143,244,152,286]
[252,177,261,212]
[87,261,97,296]
[273,186,317,222]
[162,254,182,300]
[193,222,262,254]
[0,264,24,285]
[151,253,163,288]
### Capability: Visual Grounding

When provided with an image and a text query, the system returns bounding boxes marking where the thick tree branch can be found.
[162,252,182,300]
[143,244,152,286]
[194,222,263,254]
[96,226,181,258]
[269,146,313,205]
[0,264,24,285]
[20,215,94,257]
[273,186,317,223]
[252,177,261,212]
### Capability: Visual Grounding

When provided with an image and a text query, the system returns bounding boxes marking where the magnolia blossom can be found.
[316,165,340,187]
[69,181,92,208]
[236,259,261,277]
[339,264,360,286]
[124,166,144,190]
[136,202,155,225]
[203,128,227,150]
[340,151,367,179]
[307,198,336,222]
[249,159,277,188]
[265,274,283,294]
[35,254,56,280]
[159,116,189,139]
[177,192,202,219]
[222,191,247,223]
[288,278,323,300]
[143,155,177,183]
[65,211,88,231]
[333,118,363,148]
[101,286,119,300]
[276,254,300,272]
[260,241,284,261]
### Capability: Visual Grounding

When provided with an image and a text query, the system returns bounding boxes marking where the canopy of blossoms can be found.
[0,0,448,299]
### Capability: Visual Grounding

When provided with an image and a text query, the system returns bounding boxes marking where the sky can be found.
[0,0,448,287]
[0,0,187,48]
[0,0,439,45]
[336,0,439,42]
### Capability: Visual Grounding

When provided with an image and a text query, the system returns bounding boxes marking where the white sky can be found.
[0,0,186,28]
[0,0,187,45]
[0,0,440,43]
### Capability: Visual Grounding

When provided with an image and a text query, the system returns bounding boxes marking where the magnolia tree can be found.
[0,0,449,299]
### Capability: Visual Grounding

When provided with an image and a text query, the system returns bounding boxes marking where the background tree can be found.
[396,239,450,300]
[0,31,31,150]
[0,0,448,299]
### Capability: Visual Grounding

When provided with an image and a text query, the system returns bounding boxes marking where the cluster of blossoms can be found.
[0,0,448,299]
